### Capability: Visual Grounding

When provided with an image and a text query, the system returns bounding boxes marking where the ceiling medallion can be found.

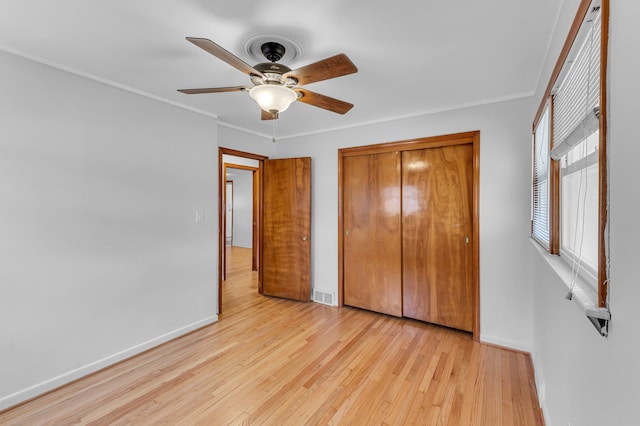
[243,34,303,65]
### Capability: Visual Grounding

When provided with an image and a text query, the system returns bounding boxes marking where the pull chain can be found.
[272,112,277,143]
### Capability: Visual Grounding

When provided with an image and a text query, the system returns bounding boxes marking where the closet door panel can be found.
[343,152,402,316]
[402,145,474,331]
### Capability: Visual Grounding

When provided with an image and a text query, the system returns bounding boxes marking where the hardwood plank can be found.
[502,350,515,426]
[0,247,543,425]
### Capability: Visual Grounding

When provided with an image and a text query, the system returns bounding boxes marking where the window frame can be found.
[532,0,608,308]
[531,101,552,250]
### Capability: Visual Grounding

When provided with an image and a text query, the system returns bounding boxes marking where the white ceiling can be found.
[0,0,562,139]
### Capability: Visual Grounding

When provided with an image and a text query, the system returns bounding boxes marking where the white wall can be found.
[0,50,219,410]
[275,96,536,351]
[218,125,276,159]
[530,1,640,425]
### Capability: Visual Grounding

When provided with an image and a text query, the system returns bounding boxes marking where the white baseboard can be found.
[0,315,218,411]
[480,333,533,353]
[531,352,550,426]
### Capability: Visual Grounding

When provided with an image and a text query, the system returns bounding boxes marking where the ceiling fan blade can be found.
[178,86,247,94]
[186,37,264,77]
[284,54,357,86]
[294,89,354,114]
[261,109,279,120]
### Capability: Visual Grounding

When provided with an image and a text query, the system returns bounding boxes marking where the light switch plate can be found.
[195,209,204,223]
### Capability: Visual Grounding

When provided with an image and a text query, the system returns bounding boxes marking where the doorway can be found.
[218,148,266,314]
[218,148,313,314]
[222,163,259,278]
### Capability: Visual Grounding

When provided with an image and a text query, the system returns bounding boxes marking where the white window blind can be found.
[532,105,550,247]
[552,8,601,159]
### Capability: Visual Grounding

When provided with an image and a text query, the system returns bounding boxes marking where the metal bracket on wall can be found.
[586,307,610,337]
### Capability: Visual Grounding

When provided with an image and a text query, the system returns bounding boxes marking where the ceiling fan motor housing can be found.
[261,41,286,62]
[252,62,295,86]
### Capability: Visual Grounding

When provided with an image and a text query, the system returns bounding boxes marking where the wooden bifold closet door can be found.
[402,145,473,332]
[341,139,475,333]
[343,152,402,316]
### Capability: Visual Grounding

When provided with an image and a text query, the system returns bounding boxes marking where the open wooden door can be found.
[261,157,311,301]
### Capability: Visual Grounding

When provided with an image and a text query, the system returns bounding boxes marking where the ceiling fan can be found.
[178,37,358,120]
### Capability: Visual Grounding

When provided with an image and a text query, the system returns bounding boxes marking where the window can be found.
[531,0,608,309]
[532,105,550,248]
[560,131,599,287]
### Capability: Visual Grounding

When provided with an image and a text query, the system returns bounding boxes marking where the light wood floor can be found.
[1,247,543,425]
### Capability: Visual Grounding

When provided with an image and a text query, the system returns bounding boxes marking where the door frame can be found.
[337,131,481,339]
[218,147,268,314]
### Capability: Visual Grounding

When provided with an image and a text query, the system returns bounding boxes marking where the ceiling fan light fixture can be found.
[249,84,297,114]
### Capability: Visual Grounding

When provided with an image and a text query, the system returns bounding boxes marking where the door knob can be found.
[301,236,309,241]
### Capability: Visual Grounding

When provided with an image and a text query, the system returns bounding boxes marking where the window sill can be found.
[529,237,610,336]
